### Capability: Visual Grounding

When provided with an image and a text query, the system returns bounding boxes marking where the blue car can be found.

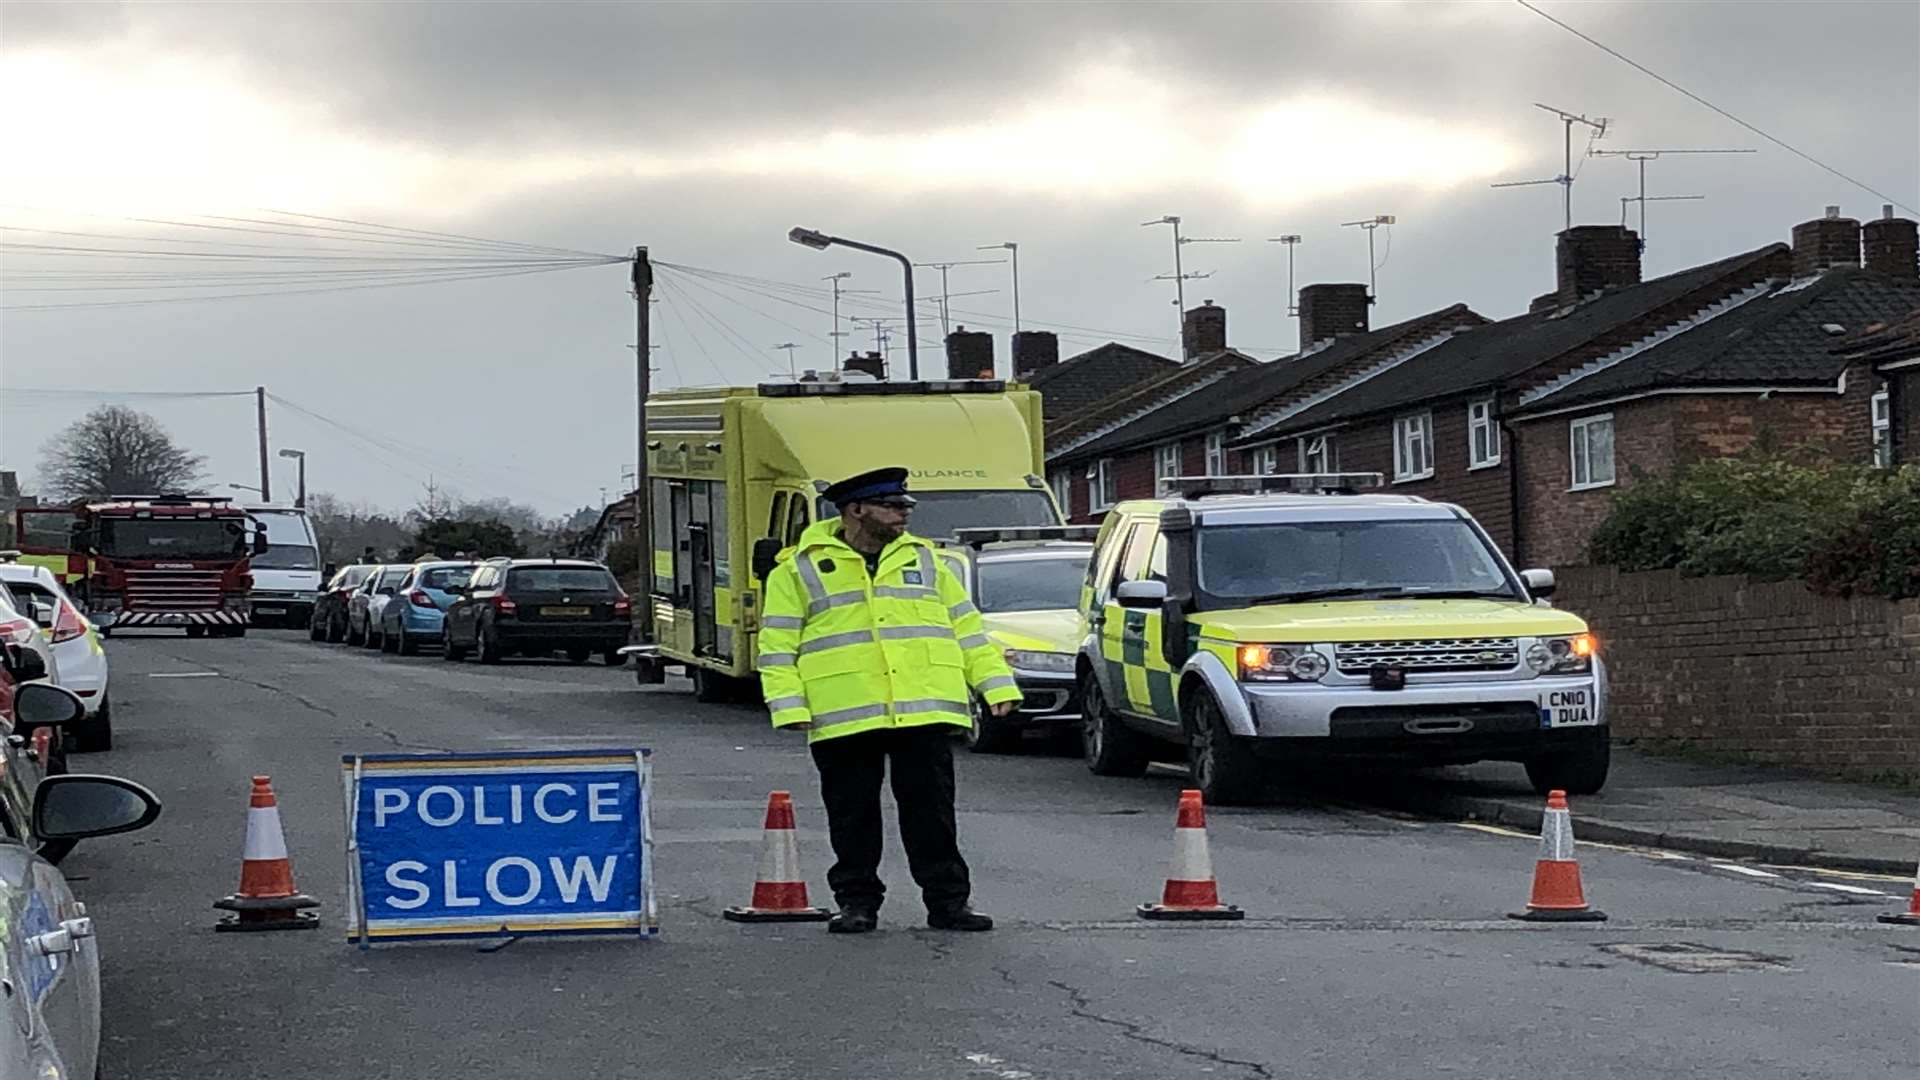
[379,561,475,656]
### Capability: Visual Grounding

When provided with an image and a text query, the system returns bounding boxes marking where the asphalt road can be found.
[67,630,1918,1079]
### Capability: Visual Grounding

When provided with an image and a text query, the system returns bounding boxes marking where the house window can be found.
[1569,414,1616,490]
[1205,431,1225,475]
[1154,442,1181,493]
[1468,398,1501,469]
[1089,458,1118,512]
[1871,389,1891,468]
[1392,412,1434,482]
[1254,445,1280,475]
[1049,469,1072,514]
[1297,434,1337,474]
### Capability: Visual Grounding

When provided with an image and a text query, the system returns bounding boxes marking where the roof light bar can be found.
[949,525,1101,548]
[1157,472,1386,497]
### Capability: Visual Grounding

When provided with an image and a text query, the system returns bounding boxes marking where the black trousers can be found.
[809,725,970,915]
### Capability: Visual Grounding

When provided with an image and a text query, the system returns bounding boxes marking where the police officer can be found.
[758,467,1022,934]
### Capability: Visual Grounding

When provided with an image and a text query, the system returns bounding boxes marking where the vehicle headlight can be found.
[1527,634,1595,675]
[1237,643,1330,682]
[1004,648,1074,674]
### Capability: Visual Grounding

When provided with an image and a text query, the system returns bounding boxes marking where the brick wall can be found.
[1556,566,1920,777]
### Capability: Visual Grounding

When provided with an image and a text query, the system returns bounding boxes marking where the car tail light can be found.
[409,590,437,610]
[50,601,87,644]
[0,616,35,647]
[613,597,632,618]
[492,596,517,616]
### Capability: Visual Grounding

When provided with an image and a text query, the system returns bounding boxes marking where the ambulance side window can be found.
[1146,535,1168,584]
[784,495,809,546]
[768,492,789,539]
[1088,518,1131,607]
[1116,523,1158,585]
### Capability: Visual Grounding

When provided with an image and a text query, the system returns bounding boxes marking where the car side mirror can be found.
[32,775,162,841]
[253,532,271,556]
[0,644,48,684]
[1116,580,1168,609]
[1520,568,1555,599]
[12,683,84,731]
[752,538,782,582]
[27,600,55,628]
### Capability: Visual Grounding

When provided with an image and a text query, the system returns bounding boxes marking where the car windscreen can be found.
[817,489,1060,541]
[1195,518,1517,603]
[98,517,248,559]
[252,543,320,570]
[334,565,377,589]
[419,566,474,591]
[377,568,412,589]
[507,568,617,594]
[976,554,1090,613]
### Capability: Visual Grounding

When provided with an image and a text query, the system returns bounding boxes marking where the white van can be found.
[243,506,323,627]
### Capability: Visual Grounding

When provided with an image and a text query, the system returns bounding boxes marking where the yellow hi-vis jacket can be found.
[758,518,1022,742]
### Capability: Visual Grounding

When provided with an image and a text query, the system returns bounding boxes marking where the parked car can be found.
[0,558,111,751]
[309,563,377,643]
[241,505,323,627]
[444,558,630,665]
[379,561,475,655]
[345,565,410,649]
[0,647,86,863]
[942,536,1093,753]
[0,580,67,778]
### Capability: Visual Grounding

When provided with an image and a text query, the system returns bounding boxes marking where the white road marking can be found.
[1455,822,1535,839]
[1712,864,1782,879]
[1776,864,1913,885]
[963,1052,1036,1080]
[148,672,221,679]
[1803,881,1892,897]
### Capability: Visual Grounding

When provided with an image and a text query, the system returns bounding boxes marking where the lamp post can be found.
[227,483,263,498]
[277,448,306,508]
[788,227,920,380]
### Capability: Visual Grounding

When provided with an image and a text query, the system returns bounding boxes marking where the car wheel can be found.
[1185,691,1264,806]
[966,695,1020,754]
[604,649,626,667]
[1525,730,1611,796]
[443,627,470,661]
[71,693,113,753]
[397,627,421,656]
[345,618,364,647]
[381,623,400,653]
[327,613,347,644]
[308,615,326,641]
[565,647,591,665]
[478,626,503,664]
[1081,669,1150,777]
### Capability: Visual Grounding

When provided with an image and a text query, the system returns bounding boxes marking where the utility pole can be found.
[1589,147,1753,251]
[1339,216,1396,303]
[1492,103,1610,232]
[1267,234,1303,348]
[1142,216,1238,341]
[632,246,654,645]
[254,386,271,502]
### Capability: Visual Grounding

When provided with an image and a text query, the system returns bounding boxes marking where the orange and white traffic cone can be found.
[1137,789,1244,921]
[1877,861,1920,926]
[724,791,831,923]
[213,776,319,932]
[1508,789,1606,922]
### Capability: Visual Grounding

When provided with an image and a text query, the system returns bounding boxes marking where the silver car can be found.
[0,562,110,752]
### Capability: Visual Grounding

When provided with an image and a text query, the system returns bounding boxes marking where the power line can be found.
[1515,0,1917,216]
[1,259,621,311]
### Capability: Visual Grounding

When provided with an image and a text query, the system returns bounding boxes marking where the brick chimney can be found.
[1297,284,1371,348]
[1862,205,1918,281]
[1556,225,1642,307]
[1791,206,1862,277]
[843,351,885,379]
[1012,330,1059,380]
[944,326,994,379]
[1181,301,1227,361]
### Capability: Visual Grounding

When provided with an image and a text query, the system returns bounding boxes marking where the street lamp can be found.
[976,241,1021,336]
[277,448,306,508]
[227,483,263,498]
[788,227,920,379]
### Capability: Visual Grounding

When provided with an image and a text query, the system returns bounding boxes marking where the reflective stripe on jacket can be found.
[758,518,1021,743]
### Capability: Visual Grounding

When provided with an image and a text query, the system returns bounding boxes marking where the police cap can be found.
[824,467,916,508]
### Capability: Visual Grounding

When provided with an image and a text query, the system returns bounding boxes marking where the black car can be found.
[443,559,630,665]
[308,563,378,643]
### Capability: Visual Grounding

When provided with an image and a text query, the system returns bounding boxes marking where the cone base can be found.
[1136,903,1245,921]
[1876,912,1920,926]
[722,905,833,923]
[216,910,320,933]
[1507,906,1608,922]
[214,892,319,913]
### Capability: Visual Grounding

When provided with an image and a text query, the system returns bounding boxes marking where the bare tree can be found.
[38,405,205,499]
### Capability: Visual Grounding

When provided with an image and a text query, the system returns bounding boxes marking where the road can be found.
[70,630,1917,1079]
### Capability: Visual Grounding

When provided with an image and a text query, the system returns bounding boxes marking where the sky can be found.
[1,0,1915,516]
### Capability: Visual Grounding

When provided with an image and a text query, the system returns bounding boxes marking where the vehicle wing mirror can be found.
[27,600,55,628]
[0,644,48,684]
[32,775,162,841]
[1116,580,1168,609]
[252,532,271,556]
[11,683,84,730]
[1520,568,1556,599]
[752,538,782,582]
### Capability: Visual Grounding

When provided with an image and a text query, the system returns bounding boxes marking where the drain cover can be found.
[1601,942,1793,974]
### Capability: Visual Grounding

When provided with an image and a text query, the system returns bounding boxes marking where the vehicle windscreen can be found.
[98,517,248,560]
[252,543,320,570]
[334,565,376,589]
[419,566,474,591]
[507,568,617,594]
[1196,519,1517,604]
[976,554,1091,613]
[377,568,412,590]
[818,489,1060,540]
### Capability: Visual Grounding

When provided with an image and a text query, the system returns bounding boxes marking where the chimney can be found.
[944,326,995,379]
[1862,205,1918,281]
[843,351,885,379]
[0,471,16,499]
[1181,300,1227,361]
[1556,225,1642,307]
[1011,330,1059,380]
[1297,284,1371,348]
[1790,206,1862,277]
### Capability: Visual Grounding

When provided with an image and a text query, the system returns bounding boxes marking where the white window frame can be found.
[1253,445,1280,475]
[1089,458,1117,512]
[1568,413,1617,491]
[1297,433,1337,474]
[1468,397,1501,470]
[1153,442,1181,491]
[1871,389,1891,468]
[1049,469,1072,514]
[1392,412,1434,483]
[1204,431,1225,475]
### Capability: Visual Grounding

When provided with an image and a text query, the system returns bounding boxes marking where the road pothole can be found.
[1600,942,1793,973]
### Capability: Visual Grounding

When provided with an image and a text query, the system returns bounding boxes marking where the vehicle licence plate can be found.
[1541,687,1596,728]
[258,607,286,615]
[541,606,591,617]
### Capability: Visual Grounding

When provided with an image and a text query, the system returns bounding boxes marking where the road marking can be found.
[1775,864,1912,885]
[1712,864,1782,879]
[963,1052,1036,1080]
[1455,822,1535,839]
[148,672,221,679]
[1803,881,1892,897]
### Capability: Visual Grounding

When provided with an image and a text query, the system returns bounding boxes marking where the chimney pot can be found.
[1825,205,1842,220]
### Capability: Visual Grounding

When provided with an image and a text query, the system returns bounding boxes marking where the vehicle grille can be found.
[1334,637,1518,675]
[125,568,225,612]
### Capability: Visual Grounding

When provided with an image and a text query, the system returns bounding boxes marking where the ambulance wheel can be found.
[1525,730,1610,797]
[692,667,732,703]
[1185,691,1263,806]
[1081,672,1149,777]
[633,656,666,685]
[966,696,1019,754]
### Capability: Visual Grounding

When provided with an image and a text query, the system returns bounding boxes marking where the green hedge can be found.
[1588,457,1920,600]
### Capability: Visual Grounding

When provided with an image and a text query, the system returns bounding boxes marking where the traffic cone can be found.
[1137,789,1244,921]
[724,791,831,923]
[1877,861,1920,926]
[213,776,319,932]
[1508,789,1606,922]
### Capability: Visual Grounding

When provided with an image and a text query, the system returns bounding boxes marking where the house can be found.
[1843,305,1920,465]
[1019,333,1181,431]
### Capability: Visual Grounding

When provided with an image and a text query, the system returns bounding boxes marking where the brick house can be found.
[1020,334,1180,431]
[1842,305,1920,465]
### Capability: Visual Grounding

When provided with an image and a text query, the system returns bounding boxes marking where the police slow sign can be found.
[342,749,656,944]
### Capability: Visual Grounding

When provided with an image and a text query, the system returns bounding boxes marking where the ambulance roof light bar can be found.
[1158,473,1386,498]
[949,525,1101,549]
[758,379,1006,398]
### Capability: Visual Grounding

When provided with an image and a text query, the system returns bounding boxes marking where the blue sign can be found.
[342,749,654,944]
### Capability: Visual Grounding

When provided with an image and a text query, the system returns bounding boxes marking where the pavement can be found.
[60,630,1920,1079]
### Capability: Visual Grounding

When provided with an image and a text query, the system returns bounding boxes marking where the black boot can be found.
[926,907,993,932]
[827,907,878,934]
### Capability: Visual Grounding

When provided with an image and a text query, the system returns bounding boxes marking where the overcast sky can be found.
[2,0,1915,516]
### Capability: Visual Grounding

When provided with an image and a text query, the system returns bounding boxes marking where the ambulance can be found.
[630,374,1060,699]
